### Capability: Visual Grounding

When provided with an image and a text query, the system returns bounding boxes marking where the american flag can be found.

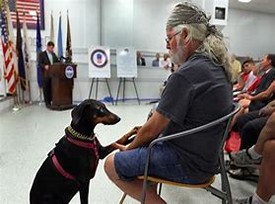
[9,0,44,30]
[0,2,17,94]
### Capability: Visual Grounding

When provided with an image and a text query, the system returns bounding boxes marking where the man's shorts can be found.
[114,142,198,183]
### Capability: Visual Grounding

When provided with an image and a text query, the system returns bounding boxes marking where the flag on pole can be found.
[57,13,63,59]
[65,10,72,63]
[16,11,26,91]
[22,11,31,90]
[49,10,54,42]
[0,1,17,94]
[9,0,45,30]
[6,0,18,74]
[36,11,42,88]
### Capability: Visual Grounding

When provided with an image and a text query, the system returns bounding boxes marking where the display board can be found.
[116,47,137,78]
[88,46,111,78]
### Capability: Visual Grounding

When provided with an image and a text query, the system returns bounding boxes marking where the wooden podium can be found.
[49,63,77,110]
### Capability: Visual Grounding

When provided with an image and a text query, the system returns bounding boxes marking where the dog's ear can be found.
[71,101,90,126]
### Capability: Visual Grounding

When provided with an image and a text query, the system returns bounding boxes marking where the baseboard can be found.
[0,96,14,112]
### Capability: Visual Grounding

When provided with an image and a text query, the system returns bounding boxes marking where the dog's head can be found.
[70,99,121,130]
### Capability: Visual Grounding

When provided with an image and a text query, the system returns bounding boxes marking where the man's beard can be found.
[170,39,185,65]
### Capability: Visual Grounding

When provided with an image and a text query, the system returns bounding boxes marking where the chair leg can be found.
[119,193,127,204]
[158,183,162,196]
[220,154,233,204]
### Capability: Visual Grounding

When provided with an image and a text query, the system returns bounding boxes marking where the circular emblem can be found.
[90,49,108,68]
[65,66,74,79]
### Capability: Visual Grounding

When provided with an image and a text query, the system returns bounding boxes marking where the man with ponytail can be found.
[104,2,233,203]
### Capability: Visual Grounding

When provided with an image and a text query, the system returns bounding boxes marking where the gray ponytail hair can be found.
[167,2,233,82]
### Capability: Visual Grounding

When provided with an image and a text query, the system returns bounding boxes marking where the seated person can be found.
[237,54,275,112]
[136,51,146,66]
[228,100,275,181]
[161,53,172,70]
[152,53,160,67]
[232,113,275,204]
[233,100,275,150]
[231,54,242,84]
[104,2,233,203]
[244,63,262,93]
[233,58,257,93]
[238,80,275,111]
[230,55,275,129]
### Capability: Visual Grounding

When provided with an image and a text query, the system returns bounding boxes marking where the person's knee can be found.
[104,154,117,181]
[240,122,259,149]
[266,113,275,127]
[262,140,275,159]
[235,114,250,131]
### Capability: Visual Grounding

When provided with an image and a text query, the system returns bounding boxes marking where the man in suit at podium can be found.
[39,41,60,108]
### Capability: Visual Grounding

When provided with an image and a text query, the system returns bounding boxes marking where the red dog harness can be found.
[51,136,99,182]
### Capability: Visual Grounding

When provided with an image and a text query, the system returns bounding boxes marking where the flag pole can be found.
[39,88,42,105]
[12,84,20,111]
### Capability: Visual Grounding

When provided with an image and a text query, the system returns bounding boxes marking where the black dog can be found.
[30,99,137,204]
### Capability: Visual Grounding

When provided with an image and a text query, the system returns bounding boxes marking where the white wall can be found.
[3,0,275,102]
[14,0,275,56]
[22,0,100,52]
[223,8,275,59]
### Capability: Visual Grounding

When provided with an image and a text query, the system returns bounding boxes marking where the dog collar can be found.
[67,126,95,141]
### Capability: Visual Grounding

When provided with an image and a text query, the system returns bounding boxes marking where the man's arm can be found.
[53,52,60,63]
[126,111,170,150]
[259,100,275,116]
[250,81,275,101]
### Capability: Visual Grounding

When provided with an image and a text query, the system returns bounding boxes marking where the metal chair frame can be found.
[120,103,240,204]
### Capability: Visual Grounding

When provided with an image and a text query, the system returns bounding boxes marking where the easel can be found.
[115,77,140,105]
[88,78,114,105]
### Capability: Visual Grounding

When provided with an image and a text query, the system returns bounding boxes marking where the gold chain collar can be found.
[67,126,95,141]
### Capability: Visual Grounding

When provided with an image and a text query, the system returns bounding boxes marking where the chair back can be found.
[141,103,241,204]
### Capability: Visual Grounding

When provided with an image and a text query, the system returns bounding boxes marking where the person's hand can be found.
[238,93,252,100]
[132,126,142,133]
[45,65,49,70]
[112,143,127,151]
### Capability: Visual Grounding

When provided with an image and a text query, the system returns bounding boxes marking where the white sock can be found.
[248,145,262,160]
[252,193,268,204]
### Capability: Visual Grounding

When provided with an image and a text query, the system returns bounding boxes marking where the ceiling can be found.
[229,0,275,14]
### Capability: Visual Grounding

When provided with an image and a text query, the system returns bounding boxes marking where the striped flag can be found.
[65,11,72,63]
[16,11,26,91]
[36,12,42,88]
[0,1,17,94]
[57,13,63,59]
[9,0,45,30]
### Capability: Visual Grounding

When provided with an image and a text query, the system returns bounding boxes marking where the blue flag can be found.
[57,14,63,59]
[36,12,42,88]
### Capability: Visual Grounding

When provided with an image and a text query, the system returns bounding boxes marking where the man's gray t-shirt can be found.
[157,53,233,182]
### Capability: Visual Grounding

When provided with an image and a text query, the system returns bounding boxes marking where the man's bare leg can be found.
[104,154,166,204]
[256,140,275,202]
[254,113,275,154]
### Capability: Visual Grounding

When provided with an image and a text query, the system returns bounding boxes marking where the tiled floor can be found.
[0,104,273,204]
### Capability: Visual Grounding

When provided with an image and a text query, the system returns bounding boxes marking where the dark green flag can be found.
[65,11,72,63]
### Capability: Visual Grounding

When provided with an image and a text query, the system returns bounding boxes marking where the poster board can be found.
[88,46,111,78]
[116,47,137,78]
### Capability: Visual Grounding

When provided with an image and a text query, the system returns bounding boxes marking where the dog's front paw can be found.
[117,126,141,145]
[129,126,142,136]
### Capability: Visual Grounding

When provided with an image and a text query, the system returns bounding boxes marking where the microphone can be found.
[60,56,72,63]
